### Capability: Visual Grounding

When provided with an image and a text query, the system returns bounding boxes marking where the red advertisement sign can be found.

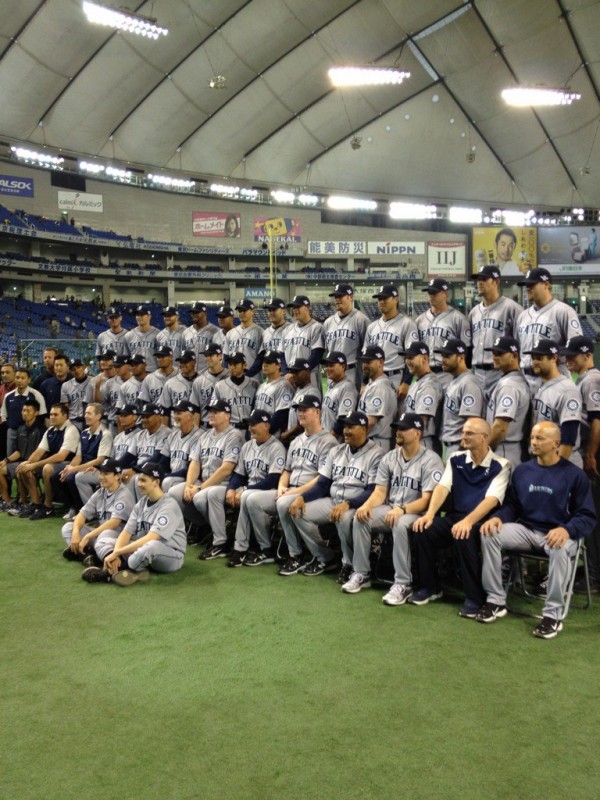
[192,212,241,238]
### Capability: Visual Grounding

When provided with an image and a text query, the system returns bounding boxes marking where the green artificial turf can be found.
[1,517,599,800]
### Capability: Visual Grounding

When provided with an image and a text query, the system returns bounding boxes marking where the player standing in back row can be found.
[323,283,369,388]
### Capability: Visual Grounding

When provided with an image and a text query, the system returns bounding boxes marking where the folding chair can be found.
[505,538,592,619]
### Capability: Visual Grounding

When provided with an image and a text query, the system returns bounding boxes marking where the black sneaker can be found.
[458,599,481,619]
[62,547,84,562]
[476,602,508,623]
[278,556,306,576]
[532,616,563,639]
[82,553,103,568]
[244,549,275,566]
[226,550,246,568]
[18,503,38,518]
[29,505,55,520]
[198,544,229,561]
[81,566,111,583]
[336,564,353,585]
[304,558,338,577]
[533,575,548,597]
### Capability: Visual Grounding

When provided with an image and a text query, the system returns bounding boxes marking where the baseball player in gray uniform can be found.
[117,355,147,410]
[225,299,263,375]
[62,457,134,565]
[117,403,171,499]
[436,339,484,458]
[285,411,382,578]
[95,307,128,357]
[253,351,294,435]
[323,283,369,387]
[244,395,337,570]
[564,335,600,591]
[157,401,202,493]
[60,360,93,430]
[138,346,178,407]
[282,359,323,446]
[99,355,130,434]
[404,342,443,454]
[484,336,531,465]
[526,338,582,465]
[516,267,582,391]
[223,410,287,567]
[321,352,358,436]
[364,284,418,396]
[82,463,187,585]
[169,399,244,557]
[210,353,259,429]
[159,350,198,422]
[470,265,522,399]
[343,412,444,597]
[358,345,397,449]
[260,299,292,371]
[183,302,219,373]
[416,278,472,391]
[123,305,160,372]
[190,343,229,426]
[212,306,235,354]
[156,306,186,361]
[282,295,325,388]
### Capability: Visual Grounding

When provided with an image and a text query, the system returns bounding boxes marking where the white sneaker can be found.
[62,508,76,521]
[341,572,371,594]
[382,583,413,606]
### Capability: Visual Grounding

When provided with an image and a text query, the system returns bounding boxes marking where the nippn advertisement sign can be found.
[58,191,103,213]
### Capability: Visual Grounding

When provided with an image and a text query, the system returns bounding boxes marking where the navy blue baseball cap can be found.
[236,298,255,311]
[97,458,122,474]
[287,295,310,308]
[161,306,179,316]
[561,336,594,356]
[262,350,283,364]
[293,393,322,410]
[474,265,501,281]
[97,349,117,360]
[191,302,207,312]
[288,358,311,372]
[208,399,232,414]
[172,401,196,413]
[135,305,151,315]
[329,283,354,297]
[361,345,385,361]
[484,336,520,354]
[114,354,129,367]
[176,350,196,363]
[217,306,234,317]
[435,338,467,355]
[135,463,164,480]
[116,404,138,416]
[343,411,369,427]
[227,352,246,364]
[425,278,450,293]
[517,268,552,286]
[404,342,430,358]
[154,345,173,357]
[395,412,423,431]
[70,359,85,368]
[322,351,347,366]
[372,284,398,299]
[139,403,162,416]
[248,409,272,425]
[266,297,286,310]
[523,339,560,356]
[127,354,147,365]
[204,343,223,356]
[105,307,121,318]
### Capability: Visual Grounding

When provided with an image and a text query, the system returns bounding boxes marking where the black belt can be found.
[430,366,443,373]
[443,440,461,447]
[473,364,495,371]
[385,368,403,376]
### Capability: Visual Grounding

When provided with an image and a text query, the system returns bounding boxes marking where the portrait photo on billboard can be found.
[472,226,537,277]
[192,211,241,238]
[537,226,599,275]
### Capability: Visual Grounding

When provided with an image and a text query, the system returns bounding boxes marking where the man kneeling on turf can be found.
[61,458,135,565]
[82,463,187,585]
[477,421,595,639]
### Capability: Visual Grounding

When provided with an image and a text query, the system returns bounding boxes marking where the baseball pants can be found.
[352,505,418,584]
[291,498,353,563]
[74,471,100,505]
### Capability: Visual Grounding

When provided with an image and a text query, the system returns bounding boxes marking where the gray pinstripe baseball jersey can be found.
[111,426,141,462]
[358,375,397,445]
[285,429,338,486]
[190,369,229,420]
[139,368,178,406]
[254,376,294,414]
[288,384,323,430]
[123,327,160,371]
[321,377,358,432]
[486,370,531,446]
[363,313,418,373]
[183,322,219,372]
[282,319,325,364]
[532,375,582,464]
[100,375,124,422]
[261,322,293,356]
[95,328,129,357]
[118,375,146,409]
[322,308,369,368]
[235,435,287,484]
[160,426,203,474]
[469,296,522,367]
[61,375,92,421]
[320,439,383,504]
[224,323,263,364]
[159,372,196,413]
[156,325,187,360]
[576,367,600,459]
[210,377,259,426]
[123,494,187,554]
[191,425,244,478]
[516,299,582,373]
[375,445,444,506]
[404,372,443,441]
[81,485,134,527]
[441,371,484,442]
[126,425,171,466]
[416,308,472,370]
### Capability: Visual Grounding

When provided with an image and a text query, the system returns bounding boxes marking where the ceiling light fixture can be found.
[79,161,105,174]
[148,174,195,189]
[11,146,64,168]
[448,206,483,224]
[501,87,581,107]
[209,75,227,89]
[327,196,377,211]
[389,202,437,221]
[82,1,168,39]
[328,67,410,87]
[271,190,295,204]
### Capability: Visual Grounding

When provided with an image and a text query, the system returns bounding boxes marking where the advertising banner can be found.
[472,226,537,277]
[307,241,366,255]
[537,226,600,276]
[58,191,103,213]
[367,241,425,255]
[0,174,34,197]
[254,216,301,243]
[192,211,241,238]
[427,242,466,278]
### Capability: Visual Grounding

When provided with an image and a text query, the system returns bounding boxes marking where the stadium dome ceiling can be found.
[1,0,599,209]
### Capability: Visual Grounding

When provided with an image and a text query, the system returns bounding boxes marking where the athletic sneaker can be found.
[244,549,275,566]
[303,558,338,577]
[336,564,353,585]
[476,602,508,623]
[458,599,481,619]
[81,566,111,583]
[82,553,103,568]
[62,508,77,521]
[17,503,38,518]
[8,503,27,516]
[198,544,228,561]
[0,500,12,511]
[226,550,246,568]
[278,556,306,576]
[29,505,55,520]
[532,616,563,639]
[408,588,443,606]
[112,569,151,587]
[382,583,413,606]
[533,575,548,597]
[62,547,84,562]
[341,572,371,594]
